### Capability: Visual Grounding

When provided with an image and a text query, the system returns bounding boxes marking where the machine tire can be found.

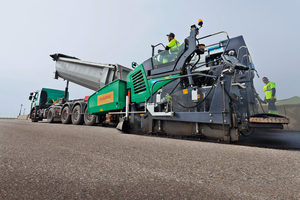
[71,105,84,125]
[47,108,55,123]
[61,106,72,124]
[30,108,38,122]
[240,127,255,136]
[84,107,96,126]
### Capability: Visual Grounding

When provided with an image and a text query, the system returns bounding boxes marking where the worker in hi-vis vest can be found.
[162,32,180,64]
[262,77,278,114]
[165,32,180,52]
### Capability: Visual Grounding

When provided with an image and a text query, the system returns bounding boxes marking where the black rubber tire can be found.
[47,108,55,123]
[61,106,72,124]
[30,108,38,122]
[71,105,84,125]
[240,127,255,136]
[84,107,97,126]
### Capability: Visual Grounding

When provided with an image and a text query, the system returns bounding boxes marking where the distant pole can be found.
[19,104,23,116]
[23,108,26,115]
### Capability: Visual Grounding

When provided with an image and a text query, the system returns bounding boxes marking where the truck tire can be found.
[31,108,38,122]
[71,105,84,125]
[61,106,72,124]
[84,107,97,126]
[47,108,55,123]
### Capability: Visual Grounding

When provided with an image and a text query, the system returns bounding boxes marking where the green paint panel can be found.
[42,88,68,103]
[126,65,150,104]
[87,79,127,114]
[126,64,180,103]
[148,74,180,94]
[32,88,66,109]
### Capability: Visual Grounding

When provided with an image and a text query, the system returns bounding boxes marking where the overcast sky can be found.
[1,0,299,117]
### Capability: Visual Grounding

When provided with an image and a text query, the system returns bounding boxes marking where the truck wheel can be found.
[31,108,38,122]
[61,106,71,124]
[71,105,84,125]
[84,107,96,126]
[47,108,55,123]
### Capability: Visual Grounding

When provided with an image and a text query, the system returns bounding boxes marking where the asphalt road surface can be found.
[0,119,299,199]
[236,129,300,149]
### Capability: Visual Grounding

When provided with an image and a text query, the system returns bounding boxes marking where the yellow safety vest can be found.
[167,39,180,54]
[263,82,276,99]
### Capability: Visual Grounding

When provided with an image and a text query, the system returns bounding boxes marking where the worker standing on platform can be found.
[262,77,278,114]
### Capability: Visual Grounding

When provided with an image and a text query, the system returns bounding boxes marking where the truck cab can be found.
[29,88,67,122]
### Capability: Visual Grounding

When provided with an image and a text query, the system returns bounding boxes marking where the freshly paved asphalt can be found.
[236,128,300,149]
[0,119,299,199]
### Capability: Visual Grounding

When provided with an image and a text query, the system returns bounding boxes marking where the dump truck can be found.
[29,55,132,125]
[29,20,289,142]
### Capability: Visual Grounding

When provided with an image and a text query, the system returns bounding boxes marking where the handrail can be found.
[151,43,166,57]
[197,31,230,57]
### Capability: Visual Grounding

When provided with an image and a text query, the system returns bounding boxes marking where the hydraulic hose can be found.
[172,76,219,108]
[150,73,217,103]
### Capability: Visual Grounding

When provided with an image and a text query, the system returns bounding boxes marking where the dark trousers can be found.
[266,99,278,114]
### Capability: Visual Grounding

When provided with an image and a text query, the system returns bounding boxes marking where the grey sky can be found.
[1,0,299,117]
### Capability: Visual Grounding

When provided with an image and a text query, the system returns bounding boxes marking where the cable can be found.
[175,84,215,108]
[170,79,184,95]
[172,76,218,108]
[190,54,201,71]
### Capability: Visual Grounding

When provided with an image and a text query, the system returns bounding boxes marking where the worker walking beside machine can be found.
[262,77,278,114]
